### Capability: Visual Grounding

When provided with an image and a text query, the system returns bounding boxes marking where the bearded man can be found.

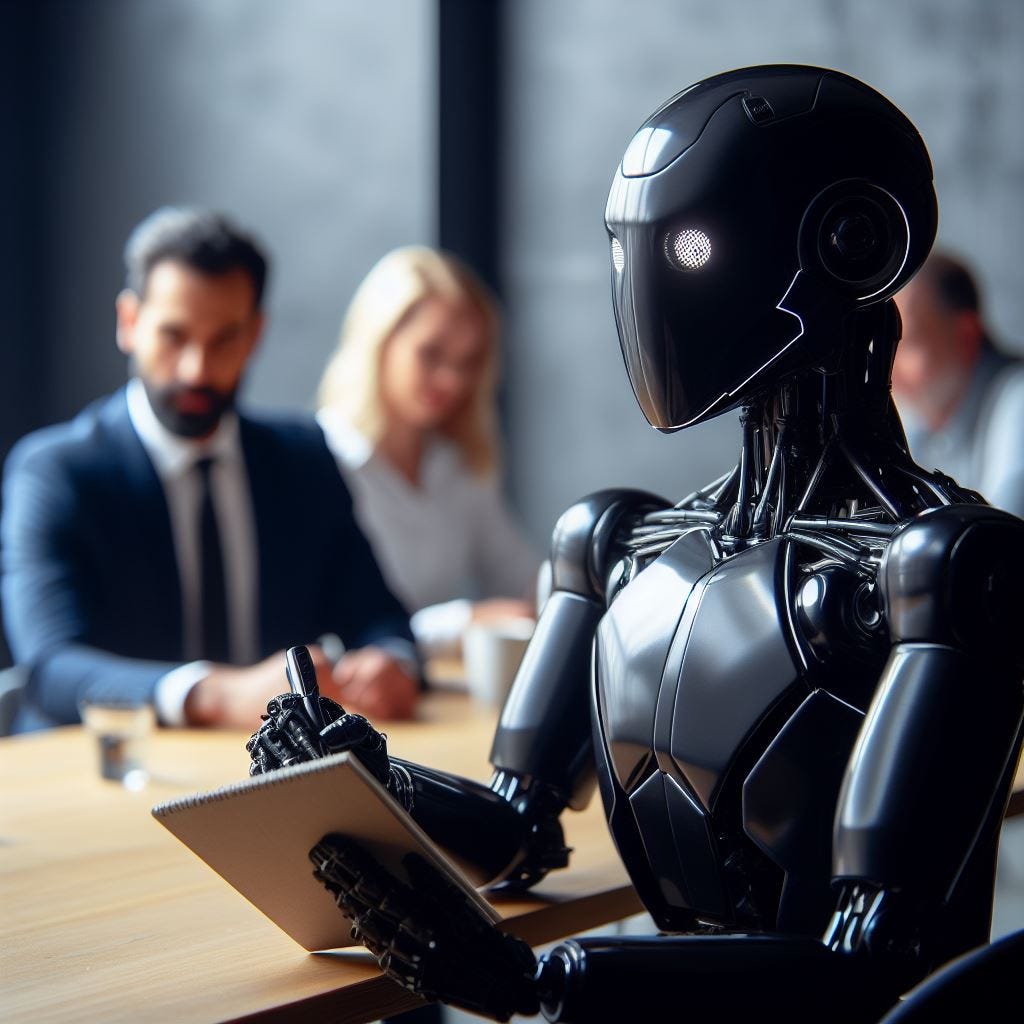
[1,208,420,733]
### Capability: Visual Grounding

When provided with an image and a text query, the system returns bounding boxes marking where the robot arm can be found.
[829,504,1024,973]
[487,489,664,886]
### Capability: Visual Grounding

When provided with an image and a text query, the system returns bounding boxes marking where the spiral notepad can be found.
[152,751,499,951]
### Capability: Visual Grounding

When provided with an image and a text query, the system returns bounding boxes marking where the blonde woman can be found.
[317,246,542,659]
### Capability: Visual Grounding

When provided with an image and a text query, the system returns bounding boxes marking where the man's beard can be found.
[142,379,238,439]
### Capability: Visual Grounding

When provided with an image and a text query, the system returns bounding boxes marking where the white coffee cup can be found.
[462,617,535,709]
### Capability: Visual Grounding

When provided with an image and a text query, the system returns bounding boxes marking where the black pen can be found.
[285,644,327,737]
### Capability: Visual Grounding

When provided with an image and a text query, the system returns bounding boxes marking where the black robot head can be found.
[606,65,938,431]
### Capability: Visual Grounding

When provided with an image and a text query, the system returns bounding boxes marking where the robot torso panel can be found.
[593,520,873,933]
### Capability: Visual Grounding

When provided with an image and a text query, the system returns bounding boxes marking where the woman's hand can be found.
[469,598,535,625]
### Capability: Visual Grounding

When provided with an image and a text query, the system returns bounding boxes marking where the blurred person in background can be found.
[316,246,542,662]
[1,208,420,732]
[893,249,1024,517]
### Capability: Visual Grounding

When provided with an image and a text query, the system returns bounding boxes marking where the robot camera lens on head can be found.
[799,179,911,303]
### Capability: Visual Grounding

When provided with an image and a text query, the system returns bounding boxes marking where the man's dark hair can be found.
[123,207,269,307]
[920,250,982,315]
[917,248,997,352]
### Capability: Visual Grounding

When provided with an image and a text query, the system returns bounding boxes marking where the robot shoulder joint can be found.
[881,505,1024,661]
[549,489,666,600]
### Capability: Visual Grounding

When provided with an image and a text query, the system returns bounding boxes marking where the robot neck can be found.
[716,301,976,542]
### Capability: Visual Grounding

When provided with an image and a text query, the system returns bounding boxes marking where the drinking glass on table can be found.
[79,698,156,790]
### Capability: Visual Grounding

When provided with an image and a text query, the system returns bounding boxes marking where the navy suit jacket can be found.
[1,388,415,730]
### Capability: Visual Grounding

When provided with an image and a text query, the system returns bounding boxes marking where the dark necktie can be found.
[196,457,231,663]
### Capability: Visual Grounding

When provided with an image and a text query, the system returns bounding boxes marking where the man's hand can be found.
[328,647,419,721]
[184,646,334,729]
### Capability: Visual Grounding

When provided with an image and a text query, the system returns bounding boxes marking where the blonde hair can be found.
[318,246,501,475]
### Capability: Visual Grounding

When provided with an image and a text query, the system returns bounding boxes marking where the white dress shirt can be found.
[899,350,1024,518]
[126,378,259,723]
[317,409,542,656]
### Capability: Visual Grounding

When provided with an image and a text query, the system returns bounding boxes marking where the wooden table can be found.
[3,689,1022,1024]
[0,691,641,1024]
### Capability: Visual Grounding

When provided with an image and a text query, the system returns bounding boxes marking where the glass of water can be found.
[79,700,156,791]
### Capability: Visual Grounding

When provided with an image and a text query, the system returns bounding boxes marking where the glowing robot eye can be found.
[610,236,625,272]
[664,229,712,271]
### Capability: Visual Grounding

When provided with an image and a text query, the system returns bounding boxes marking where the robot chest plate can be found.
[595,532,802,812]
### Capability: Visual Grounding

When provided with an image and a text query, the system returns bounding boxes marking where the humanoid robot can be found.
[249,65,1024,1022]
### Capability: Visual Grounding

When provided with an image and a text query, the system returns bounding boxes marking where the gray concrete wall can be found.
[501,0,1024,544]
[31,0,433,425]
[10,0,1023,551]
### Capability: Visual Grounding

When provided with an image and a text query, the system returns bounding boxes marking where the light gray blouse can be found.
[317,409,542,655]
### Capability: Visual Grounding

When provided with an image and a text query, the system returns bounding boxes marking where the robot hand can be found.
[310,833,540,1022]
[246,693,408,805]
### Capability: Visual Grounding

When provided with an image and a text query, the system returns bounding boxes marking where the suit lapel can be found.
[99,390,183,656]
[240,416,278,654]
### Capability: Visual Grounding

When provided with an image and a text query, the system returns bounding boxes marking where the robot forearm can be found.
[391,758,570,886]
[534,933,904,1023]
